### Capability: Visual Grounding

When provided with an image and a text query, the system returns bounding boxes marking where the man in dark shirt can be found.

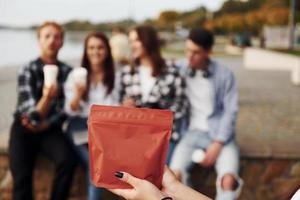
[9,21,77,200]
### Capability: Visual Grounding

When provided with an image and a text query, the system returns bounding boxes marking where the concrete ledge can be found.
[243,48,300,85]
[0,155,118,200]
[237,133,300,159]
[1,153,299,200]
[225,44,243,55]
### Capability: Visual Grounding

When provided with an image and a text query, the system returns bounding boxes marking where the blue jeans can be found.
[166,141,176,165]
[170,130,243,200]
[66,117,103,200]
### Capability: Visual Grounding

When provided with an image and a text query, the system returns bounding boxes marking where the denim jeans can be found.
[170,129,243,200]
[166,141,177,165]
[66,117,103,200]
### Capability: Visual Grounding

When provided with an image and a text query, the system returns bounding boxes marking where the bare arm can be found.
[69,83,86,111]
[162,166,211,200]
[109,166,211,200]
[36,84,58,118]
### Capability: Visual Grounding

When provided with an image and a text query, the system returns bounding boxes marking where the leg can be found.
[9,120,39,200]
[40,128,77,200]
[169,131,198,185]
[215,141,242,200]
[65,117,89,169]
[66,117,103,200]
[88,184,103,200]
[76,144,103,200]
[166,141,177,165]
[221,174,239,191]
[65,117,88,146]
[170,130,212,185]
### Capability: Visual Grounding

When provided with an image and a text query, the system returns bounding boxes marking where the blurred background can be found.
[0,0,300,199]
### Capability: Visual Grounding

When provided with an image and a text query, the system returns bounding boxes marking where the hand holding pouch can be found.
[88,105,173,189]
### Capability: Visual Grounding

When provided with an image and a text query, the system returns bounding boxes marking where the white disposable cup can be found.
[291,189,300,200]
[191,149,206,163]
[43,64,58,87]
[73,67,88,86]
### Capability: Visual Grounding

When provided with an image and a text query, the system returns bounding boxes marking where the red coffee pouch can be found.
[88,105,173,189]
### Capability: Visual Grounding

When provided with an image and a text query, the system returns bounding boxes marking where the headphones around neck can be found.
[188,68,210,78]
[188,58,211,78]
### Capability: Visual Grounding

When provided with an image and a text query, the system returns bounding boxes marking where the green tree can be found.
[215,0,266,16]
[157,10,180,30]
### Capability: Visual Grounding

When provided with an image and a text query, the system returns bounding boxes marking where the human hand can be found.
[75,82,86,98]
[201,141,223,167]
[161,166,180,197]
[43,83,58,99]
[122,97,136,107]
[110,166,211,200]
[21,116,49,133]
[109,171,167,200]
[162,166,212,200]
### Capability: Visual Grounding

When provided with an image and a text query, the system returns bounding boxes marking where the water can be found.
[0,29,88,68]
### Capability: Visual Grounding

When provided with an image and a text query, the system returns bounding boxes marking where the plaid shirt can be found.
[15,58,72,128]
[119,64,189,142]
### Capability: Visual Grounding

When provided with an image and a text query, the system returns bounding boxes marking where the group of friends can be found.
[9,21,242,200]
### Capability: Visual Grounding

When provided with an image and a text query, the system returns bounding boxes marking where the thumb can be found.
[115,171,141,188]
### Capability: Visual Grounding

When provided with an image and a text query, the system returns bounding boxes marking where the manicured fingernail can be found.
[115,171,123,178]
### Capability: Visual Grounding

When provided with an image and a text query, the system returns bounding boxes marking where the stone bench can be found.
[243,48,300,85]
[1,129,300,200]
[225,44,243,55]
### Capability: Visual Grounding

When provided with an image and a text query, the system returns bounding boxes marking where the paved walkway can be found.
[215,56,300,158]
[0,65,18,152]
[0,56,299,158]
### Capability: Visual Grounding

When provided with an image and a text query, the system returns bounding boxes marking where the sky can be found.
[0,0,227,27]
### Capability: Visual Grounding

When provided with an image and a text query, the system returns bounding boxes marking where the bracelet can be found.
[161,197,173,200]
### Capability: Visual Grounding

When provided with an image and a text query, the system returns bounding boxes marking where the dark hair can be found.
[188,28,214,50]
[131,25,166,77]
[81,31,115,97]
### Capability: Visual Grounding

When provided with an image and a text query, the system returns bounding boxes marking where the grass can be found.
[162,47,184,56]
[272,49,300,56]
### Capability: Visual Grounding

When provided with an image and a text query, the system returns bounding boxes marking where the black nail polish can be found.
[115,171,123,178]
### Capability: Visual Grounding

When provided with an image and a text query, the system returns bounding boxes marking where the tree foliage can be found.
[205,0,294,34]
[61,0,299,34]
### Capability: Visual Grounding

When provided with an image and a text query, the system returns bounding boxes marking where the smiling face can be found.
[186,39,211,69]
[38,25,63,59]
[129,30,147,60]
[86,36,107,72]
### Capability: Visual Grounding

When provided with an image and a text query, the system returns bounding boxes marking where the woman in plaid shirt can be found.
[119,25,189,164]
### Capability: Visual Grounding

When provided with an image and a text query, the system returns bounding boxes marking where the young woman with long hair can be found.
[64,31,116,200]
[119,25,188,164]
